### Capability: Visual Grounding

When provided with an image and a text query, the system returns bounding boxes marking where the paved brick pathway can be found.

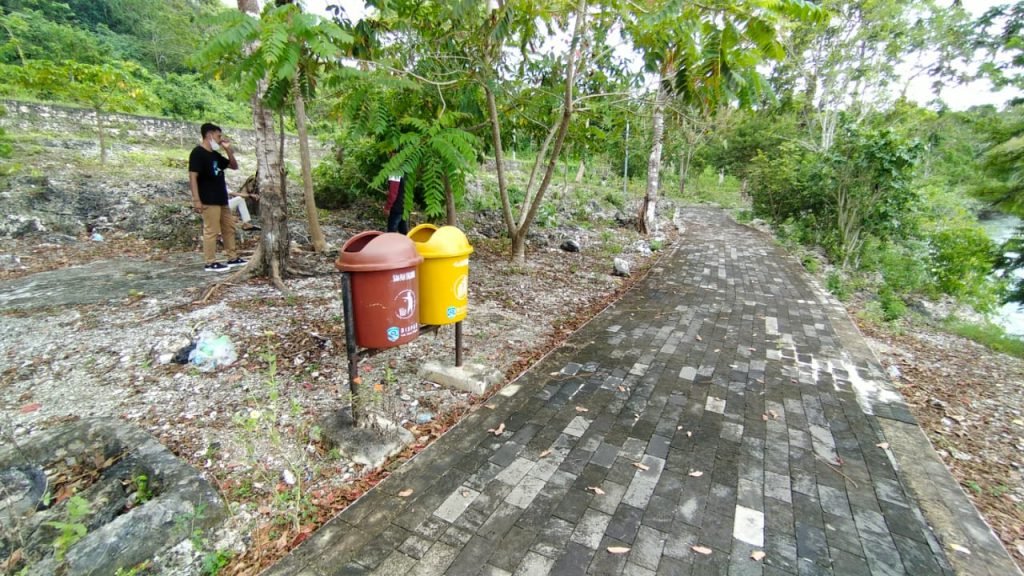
[266,207,1018,576]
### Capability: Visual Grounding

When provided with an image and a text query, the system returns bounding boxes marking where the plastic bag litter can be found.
[188,331,237,371]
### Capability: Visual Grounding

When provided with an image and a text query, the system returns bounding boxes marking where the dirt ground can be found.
[858,315,1024,570]
[4,201,1024,574]
[0,209,670,574]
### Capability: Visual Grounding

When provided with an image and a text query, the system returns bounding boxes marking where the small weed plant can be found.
[46,495,91,562]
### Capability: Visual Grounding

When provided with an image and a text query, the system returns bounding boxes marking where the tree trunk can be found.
[238,0,288,290]
[638,79,667,235]
[679,149,690,196]
[511,230,527,263]
[293,82,327,252]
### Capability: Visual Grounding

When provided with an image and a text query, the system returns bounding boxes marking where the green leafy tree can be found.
[6,59,157,163]
[323,68,479,223]
[367,0,599,263]
[625,0,825,234]
[200,1,352,253]
[822,124,919,267]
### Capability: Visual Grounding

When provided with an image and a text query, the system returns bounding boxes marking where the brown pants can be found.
[201,204,237,264]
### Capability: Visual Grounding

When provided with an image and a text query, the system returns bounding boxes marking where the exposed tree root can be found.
[270,258,289,295]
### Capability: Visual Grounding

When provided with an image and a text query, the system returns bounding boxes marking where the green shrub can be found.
[861,239,931,298]
[313,137,387,209]
[878,286,907,321]
[928,226,999,306]
[802,254,820,273]
[826,271,850,300]
[685,166,744,208]
[943,318,1024,358]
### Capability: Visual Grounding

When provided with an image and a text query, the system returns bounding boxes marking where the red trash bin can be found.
[336,231,424,349]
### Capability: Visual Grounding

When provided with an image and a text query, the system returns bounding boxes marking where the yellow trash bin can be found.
[408,224,473,325]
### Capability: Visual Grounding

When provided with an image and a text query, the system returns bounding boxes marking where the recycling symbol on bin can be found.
[395,289,416,320]
[386,326,400,342]
[446,306,457,319]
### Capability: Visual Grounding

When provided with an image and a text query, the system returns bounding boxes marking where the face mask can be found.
[209,139,220,151]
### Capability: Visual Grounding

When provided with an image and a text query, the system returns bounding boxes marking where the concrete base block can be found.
[320,408,414,469]
[419,361,503,395]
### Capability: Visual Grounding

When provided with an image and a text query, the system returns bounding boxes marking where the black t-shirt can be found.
[189,146,230,205]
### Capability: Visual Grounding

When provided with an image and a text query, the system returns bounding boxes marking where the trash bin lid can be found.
[336,230,424,272]
[408,224,474,259]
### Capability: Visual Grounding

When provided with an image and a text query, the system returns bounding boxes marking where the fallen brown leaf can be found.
[398,488,414,497]
[588,486,606,495]
[751,550,766,561]
[761,414,769,421]
[539,449,552,459]
[696,335,703,341]
[617,385,626,392]
[607,546,631,554]
[19,402,41,414]
[633,462,650,471]
[575,406,589,413]
[876,442,890,449]
[692,545,713,555]
[768,410,778,419]
[487,422,506,436]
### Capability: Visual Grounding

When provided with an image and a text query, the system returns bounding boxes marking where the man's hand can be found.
[193,201,205,214]
[220,137,232,151]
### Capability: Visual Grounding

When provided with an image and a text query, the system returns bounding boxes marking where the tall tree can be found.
[201,2,351,254]
[372,0,601,262]
[234,0,289,290]
[626,0,823,234]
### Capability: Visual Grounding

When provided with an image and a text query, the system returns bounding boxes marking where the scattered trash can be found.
[188,331,237,371]
[398,488,414,497]
[172,342,196,364]
[282,469,296,486]
[560,239,581,253]
[415,412,434,424]
[90,232,104,242]
[613,257,631,277]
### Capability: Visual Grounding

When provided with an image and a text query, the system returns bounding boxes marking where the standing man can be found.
[385,173,408,234]
[189,123,244,272]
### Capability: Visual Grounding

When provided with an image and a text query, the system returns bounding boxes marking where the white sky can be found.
[227,0,1022,111]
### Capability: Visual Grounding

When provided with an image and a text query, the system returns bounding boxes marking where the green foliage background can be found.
[0,0,251,124]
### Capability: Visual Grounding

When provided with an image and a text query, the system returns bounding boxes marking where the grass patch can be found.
[943,318,1024,359]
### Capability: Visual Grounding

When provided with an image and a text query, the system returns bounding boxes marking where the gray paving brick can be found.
[569,507,614,549]
[434,486,480,523]
[550,541,596,576]
[370,550,416,576]
[479,501,523,541]
[622,454,666,508]
[512,551,555,576]
[276,208,982,576]
[488,524,536,572]
[605,503,645,544]
[532,516,576,558]
[414,541,460,576]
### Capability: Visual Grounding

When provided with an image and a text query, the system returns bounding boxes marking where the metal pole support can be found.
[341,272,360,426]
[455,321,463,368]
